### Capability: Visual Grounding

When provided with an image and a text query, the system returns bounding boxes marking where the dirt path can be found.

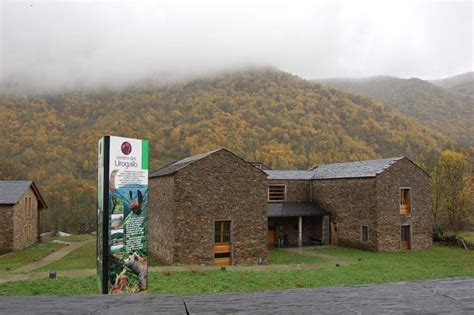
[12,239,94,273]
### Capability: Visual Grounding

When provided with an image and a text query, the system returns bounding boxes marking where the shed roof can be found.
[0,181,47,209]
[267,202,328,217]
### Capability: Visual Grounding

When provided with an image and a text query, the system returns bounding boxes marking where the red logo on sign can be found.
[121,142,132,155]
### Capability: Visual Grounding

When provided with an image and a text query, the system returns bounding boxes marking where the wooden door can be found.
[214,220,232,266]
[401,225,411,250]
[331,222,338,246]
[267,226,276,246]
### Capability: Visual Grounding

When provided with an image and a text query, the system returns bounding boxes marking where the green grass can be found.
[458,231,474,243]
[0,242,65,275]
[56,234,94,243]
[267,249,327,265]
[36,247,327,271]
[1,245,472,296]
[38,241,96,272]
[0,276,97,296]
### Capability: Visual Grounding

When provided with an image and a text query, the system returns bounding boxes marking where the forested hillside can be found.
[0,69,452,233]
[431,72,474,98]
[315,76,474,145]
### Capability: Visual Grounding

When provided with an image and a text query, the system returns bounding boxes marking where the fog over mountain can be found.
[0,0,472,94]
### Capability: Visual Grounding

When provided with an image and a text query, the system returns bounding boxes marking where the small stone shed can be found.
[0,181,48,254]
[149,148,268,266]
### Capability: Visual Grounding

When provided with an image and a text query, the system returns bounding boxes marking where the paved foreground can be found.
[0,278,473,314]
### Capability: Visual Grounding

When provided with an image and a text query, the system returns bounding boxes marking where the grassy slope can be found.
[1,245,472,296]
[0,242,65,275]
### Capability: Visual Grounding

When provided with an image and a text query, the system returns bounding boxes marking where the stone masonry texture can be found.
[375,158,433,251]
[311,158,432,251]
[0,187,40,254]
[311,177,378,250]
[149,149,268,265]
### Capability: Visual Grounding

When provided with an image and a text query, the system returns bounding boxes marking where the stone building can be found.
[0,181,48,254]
[267,157,432,251]
[149,149,432,266]
[149,148,268,266]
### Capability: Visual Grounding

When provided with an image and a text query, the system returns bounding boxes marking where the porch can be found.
[267,202,329,248]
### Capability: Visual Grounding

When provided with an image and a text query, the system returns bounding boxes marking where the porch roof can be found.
[267,202,328,217]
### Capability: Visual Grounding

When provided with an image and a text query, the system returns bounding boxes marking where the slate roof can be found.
[311,157,404,179]
[265,157,405,180]
[265,170,315,180]
[267,202,328,217]
[150,149,222,177]
[149,148,269,178]
[0,181,47,209]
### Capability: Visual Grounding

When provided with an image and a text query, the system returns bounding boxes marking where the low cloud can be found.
[1,0,472,94]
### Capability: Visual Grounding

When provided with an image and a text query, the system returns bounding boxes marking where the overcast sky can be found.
[0,0,472,93]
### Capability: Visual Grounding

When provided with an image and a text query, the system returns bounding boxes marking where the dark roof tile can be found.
[267,202,328,217]
[0,181,32,204]
[265,157,404,180]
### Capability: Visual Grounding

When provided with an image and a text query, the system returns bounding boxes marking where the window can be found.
[24,197,32,218]
[268,185,286,202]
[361,225,369,242]
[400,188,411,214]
[214,220,231,244]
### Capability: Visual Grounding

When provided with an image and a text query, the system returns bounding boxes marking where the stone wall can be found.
[267,180,310,202]
[312,178,378,250]
[0,205,13,254]
[149,175,176,264]
[376,158,432,251]
[12,187,39,251]
[149,149,268,265]
[172,149,268,265]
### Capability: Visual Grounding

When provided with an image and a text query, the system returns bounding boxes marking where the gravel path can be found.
[0,277,473,314]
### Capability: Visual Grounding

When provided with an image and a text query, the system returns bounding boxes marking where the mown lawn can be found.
[267,249,327,265]
[56,234,94,243]
[1,245,472,296]
[0,242,65,275]
[35,247,327,272]
[37,241,96,272]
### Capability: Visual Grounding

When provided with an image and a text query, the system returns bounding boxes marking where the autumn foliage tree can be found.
[0,69,455,233]
[432,150,473,235]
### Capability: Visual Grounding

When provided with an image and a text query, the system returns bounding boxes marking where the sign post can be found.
[97,136,149,294]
